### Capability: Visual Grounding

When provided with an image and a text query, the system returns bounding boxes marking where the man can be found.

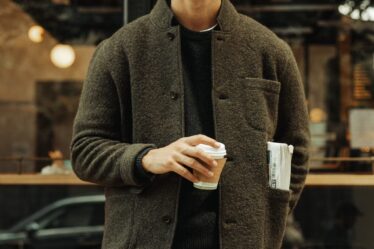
[70,0,311,248]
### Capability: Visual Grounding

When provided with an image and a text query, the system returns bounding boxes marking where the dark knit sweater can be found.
[171,24,218,249]
[134,19,219,249]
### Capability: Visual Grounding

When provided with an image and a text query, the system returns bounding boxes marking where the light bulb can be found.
[50,44,76,68]
[28,25,45,43]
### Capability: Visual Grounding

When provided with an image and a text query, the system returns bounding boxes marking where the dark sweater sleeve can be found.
[134,147,156,183]
[274,41,311,215]
[69,39,157,189]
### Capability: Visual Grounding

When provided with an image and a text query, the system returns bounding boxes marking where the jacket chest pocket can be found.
[236,77,281,134]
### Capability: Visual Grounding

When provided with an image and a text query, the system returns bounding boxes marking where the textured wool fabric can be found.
[70,0,311,248]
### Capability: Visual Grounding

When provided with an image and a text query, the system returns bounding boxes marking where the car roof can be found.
[51,195,105,206]
[9,195,105,232]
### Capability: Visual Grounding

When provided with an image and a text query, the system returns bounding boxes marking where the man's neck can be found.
[171,0,221,32]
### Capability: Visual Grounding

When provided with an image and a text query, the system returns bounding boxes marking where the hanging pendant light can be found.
[338,0,374,21]
[50,44,76,69]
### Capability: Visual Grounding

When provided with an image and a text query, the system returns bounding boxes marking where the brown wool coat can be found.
[70,0,311,248]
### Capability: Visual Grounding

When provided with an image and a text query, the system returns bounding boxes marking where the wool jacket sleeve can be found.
[274,43,311,214]
[70,40,157,189]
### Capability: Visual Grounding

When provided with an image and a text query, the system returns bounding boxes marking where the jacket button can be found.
[218,93,228,100]
[162,215,172,224]
[167,32,175,41]
[224,218,236,224]
[217,36,225,41]
[170,91,179,100]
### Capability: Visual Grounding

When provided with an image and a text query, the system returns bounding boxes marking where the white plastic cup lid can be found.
[196,142,226,158]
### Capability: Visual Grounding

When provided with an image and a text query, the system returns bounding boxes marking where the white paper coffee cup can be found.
[193,142,227,190]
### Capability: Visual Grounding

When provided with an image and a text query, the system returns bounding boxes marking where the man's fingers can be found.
[171,162,199,183]
[184,134,220,148]
[177,154,214,178]
[182,146,217,169]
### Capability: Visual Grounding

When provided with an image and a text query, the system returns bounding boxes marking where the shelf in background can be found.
[1,173,374,186]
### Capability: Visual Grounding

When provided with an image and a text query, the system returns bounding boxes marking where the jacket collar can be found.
[149,0,240,32]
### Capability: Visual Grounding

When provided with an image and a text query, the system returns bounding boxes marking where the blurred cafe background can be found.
[0,0,374,248]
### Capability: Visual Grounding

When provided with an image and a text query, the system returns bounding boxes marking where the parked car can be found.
[0,195,105,249]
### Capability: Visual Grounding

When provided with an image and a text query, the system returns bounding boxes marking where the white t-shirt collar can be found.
[199,23,218,32]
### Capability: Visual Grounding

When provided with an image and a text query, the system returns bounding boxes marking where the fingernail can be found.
[213,161,218,167]
[215,142,220,147]
[208,171,214,177]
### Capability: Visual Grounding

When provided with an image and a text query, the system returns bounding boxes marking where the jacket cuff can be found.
[119,143,157,187]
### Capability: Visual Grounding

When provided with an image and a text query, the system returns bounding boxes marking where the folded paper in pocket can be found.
[266,141,294,191]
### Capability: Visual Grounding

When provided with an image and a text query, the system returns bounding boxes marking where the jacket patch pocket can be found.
[263,186,290,249]
[238,78,280,134]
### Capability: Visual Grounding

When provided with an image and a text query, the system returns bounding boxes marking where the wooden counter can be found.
[1,173,374,186]
[305,174,374,186]
[0,174,93,185]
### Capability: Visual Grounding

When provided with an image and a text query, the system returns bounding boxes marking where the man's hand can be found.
[141,134,220,183]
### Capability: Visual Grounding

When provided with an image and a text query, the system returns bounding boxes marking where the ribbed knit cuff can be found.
[134,147,156,184]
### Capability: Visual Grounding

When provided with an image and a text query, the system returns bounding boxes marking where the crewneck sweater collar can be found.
[180,24,214,41]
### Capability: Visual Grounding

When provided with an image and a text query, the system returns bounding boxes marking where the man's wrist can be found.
[140,149,152,173]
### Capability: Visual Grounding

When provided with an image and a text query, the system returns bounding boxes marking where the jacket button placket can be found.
[167,31,180,105]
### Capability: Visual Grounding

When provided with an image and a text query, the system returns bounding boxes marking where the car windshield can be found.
[39,203,104,229]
